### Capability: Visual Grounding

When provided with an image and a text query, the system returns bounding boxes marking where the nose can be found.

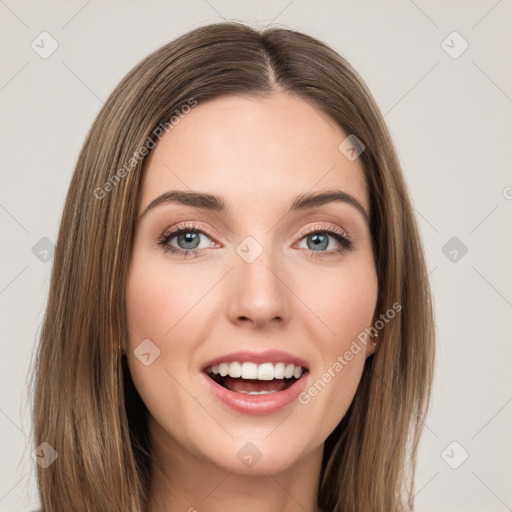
[226,249,289,329]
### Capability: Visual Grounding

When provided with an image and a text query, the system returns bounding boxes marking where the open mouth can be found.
[204,362,309,395]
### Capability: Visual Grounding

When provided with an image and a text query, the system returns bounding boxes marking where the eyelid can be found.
[158,220,352,256]
[295,222,349,241]
[160,221,349,244]
[159,221,222,245]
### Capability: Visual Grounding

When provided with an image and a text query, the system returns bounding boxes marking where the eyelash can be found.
[157,221,353,259]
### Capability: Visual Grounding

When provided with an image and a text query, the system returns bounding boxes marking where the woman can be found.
[31,21,435,511]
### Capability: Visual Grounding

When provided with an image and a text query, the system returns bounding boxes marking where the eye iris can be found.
[308,233,328,251]
[167,229,340,253]
[178,231,200,249]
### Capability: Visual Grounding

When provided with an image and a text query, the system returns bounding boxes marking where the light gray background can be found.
[1,1,511,511]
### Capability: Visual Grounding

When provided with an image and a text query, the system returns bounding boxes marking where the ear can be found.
[365,337,378,357]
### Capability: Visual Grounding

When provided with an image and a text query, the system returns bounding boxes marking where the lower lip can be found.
[201,372,308,416]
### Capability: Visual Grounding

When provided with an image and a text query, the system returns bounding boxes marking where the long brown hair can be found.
[30,21,435,511]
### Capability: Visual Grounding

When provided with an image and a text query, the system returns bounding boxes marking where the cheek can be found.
[125,266,175,346]
[124,256,216,435]
[125,262,174,417]
[311,278,377,339]
[125,255,216,349]
[299,253,378,349]
[124,254,227,404]
[294,256,378,438]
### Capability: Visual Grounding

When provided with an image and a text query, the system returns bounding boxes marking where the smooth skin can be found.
[126,92,378,512]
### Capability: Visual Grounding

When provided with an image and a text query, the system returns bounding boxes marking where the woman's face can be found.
[126,92,378,475]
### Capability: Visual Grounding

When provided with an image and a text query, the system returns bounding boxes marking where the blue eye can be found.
[296,225,352,259]
[158,223,214,258]
[158,222,353,259]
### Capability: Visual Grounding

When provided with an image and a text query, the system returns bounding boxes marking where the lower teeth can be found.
[237,390,279,395]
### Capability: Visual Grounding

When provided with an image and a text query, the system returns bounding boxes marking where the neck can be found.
[147,417,324,512]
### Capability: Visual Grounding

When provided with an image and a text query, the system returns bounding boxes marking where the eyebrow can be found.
[140,189,369,224]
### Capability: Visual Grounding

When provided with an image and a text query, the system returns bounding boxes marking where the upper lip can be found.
[201,350,310,372]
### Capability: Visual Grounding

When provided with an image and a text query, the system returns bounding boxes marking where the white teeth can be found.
[284,364,295,379]
[208,361,306,380]
[257,362,274,381]
[241,362,258,379]
[274,362,285,379]
[229,361,242,378]
[219,363,229,377]
[237,390,279,395]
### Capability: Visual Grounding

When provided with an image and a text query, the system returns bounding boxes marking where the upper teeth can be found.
[208,362,304,380]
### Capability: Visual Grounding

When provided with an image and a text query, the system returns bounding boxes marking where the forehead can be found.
[139,92,369,216]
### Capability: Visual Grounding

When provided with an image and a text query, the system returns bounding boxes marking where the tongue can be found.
[222,377,289,393]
